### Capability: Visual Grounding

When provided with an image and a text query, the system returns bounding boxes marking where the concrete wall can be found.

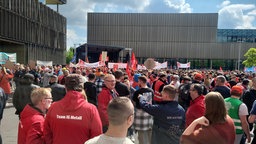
[87,13,256,61]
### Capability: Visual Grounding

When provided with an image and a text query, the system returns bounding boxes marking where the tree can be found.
[66,48,74,64]
[242,48,256,67]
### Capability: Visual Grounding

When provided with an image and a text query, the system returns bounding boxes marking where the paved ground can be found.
[2,106,18,144]
[1,96,139,144]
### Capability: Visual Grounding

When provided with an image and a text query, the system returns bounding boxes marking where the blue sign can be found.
[0,52,9,64]
[244,66,256,73]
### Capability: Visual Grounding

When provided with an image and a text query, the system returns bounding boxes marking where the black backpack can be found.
[178,83,192,111]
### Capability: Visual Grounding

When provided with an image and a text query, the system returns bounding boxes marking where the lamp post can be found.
[237,41,242,71]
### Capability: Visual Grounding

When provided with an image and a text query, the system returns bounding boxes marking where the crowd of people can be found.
[0,63,256,144]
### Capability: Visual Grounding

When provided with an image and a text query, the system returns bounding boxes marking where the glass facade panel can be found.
[217,29,256,43]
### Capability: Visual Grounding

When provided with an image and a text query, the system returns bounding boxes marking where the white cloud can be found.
[47,0,151,50]
[56,0,150,26]
[92,0,150,12]
[118,0,150,12]
[99,1,150,13]
[248,10,256,16]
[102,4,117,12]
[66,28,86,49]
[218,4,256,29]
[57,0,96,26]
[164,0,192,13]
[217,0,231,8]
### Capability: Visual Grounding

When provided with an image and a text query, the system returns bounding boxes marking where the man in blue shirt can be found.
[139,85,185,144]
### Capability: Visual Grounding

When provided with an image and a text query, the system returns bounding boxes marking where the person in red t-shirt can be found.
[185,83,205,128]
[180,92,236,144]
[0,67,14,101]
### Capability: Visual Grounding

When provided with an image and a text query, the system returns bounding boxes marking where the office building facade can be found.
[87,13,256,70]
[0,0,66,64]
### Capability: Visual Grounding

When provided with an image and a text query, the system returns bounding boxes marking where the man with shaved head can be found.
[85,97,134,144]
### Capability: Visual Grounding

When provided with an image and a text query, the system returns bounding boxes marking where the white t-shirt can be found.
[239,103,248,116]
[85,134,134,144]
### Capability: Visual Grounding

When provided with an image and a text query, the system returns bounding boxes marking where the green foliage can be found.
[242,48,256,67]
[66,48,74,64]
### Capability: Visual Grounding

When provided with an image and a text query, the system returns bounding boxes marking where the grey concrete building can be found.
[0,0,66,64]
[87,13,256,70]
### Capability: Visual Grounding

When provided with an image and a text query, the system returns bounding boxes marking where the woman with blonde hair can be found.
[180,92,236,144]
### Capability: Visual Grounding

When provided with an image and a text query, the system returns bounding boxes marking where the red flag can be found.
[99,54,102,61]
[126,63,131,78]
[77,59,85,67]
[131,52,137,71]
[78,59,85,65]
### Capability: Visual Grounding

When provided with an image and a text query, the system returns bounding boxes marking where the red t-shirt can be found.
[185,96,205,128]
[180,115,236,144]
[0,72,13,94]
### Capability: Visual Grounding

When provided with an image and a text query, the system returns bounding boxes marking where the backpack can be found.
[178,83,191,111]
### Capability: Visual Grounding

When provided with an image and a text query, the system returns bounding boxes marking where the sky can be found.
[40,0,256,50]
